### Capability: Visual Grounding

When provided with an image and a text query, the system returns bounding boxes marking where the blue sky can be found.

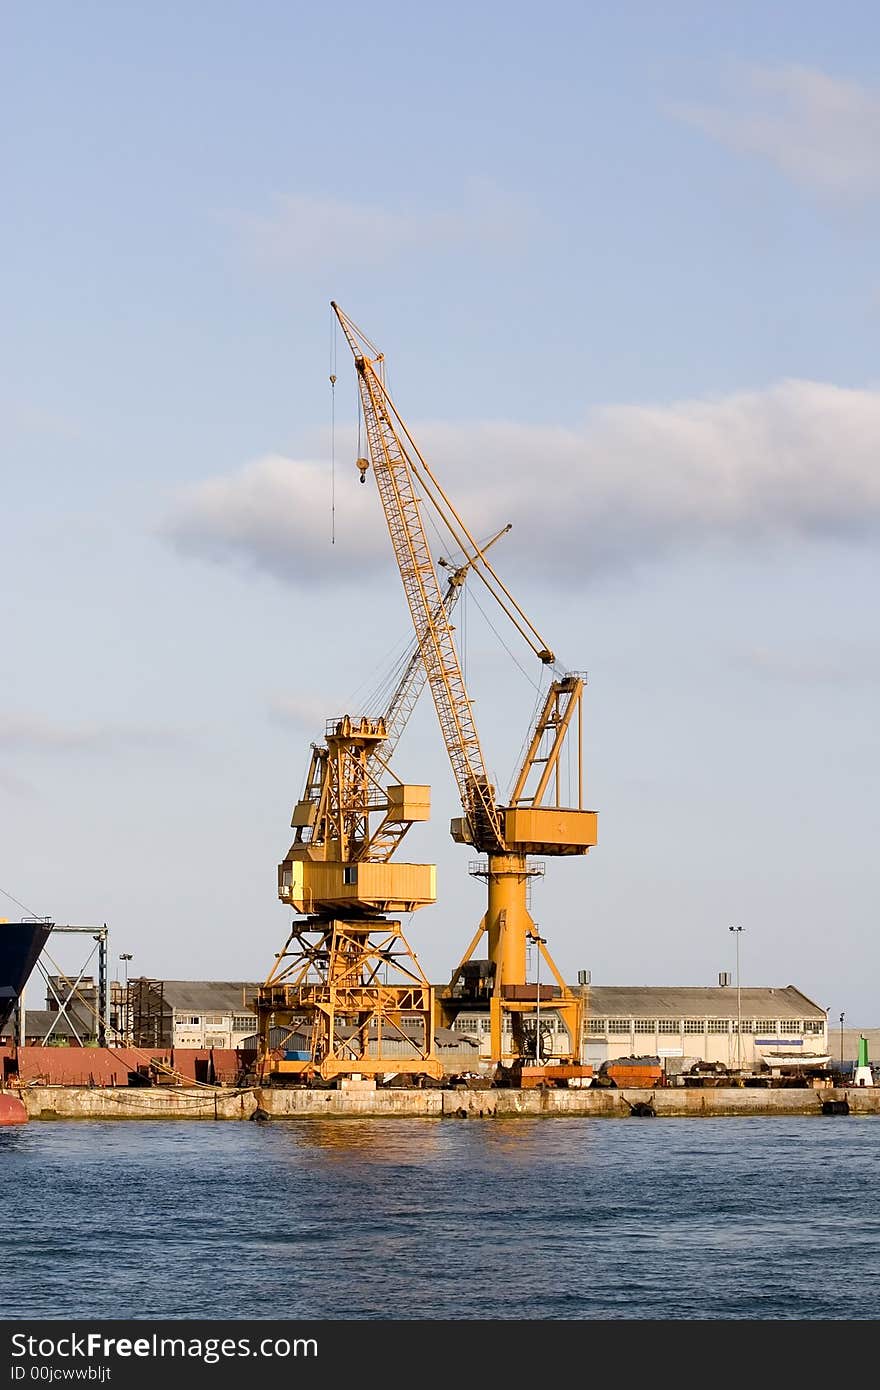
[3,3,879,1023]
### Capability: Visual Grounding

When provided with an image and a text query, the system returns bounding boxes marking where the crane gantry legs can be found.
[256,915,442,1084]
[438,854,584,1076]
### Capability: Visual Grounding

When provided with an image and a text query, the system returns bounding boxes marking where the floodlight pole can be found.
[729,926,744,1072]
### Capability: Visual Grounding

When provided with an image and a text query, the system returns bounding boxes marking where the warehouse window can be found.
[233,1015,256,1032]
[779,1019,801,1034]
[683,1019,704,1035]
[756,1021,777,1034]
[732,1019,754,1033]
[203,1014,223,1026]
[453,1018,478,1034]
[707,1019,730,1034]
[480,1018,492,1034]
[182,1016,200,1026]
[804,1020,825,1035]
[584,1019,605,1035]
[658,1019,679,1034]
[608,1018,631,1034]
[634,1019,656,1034]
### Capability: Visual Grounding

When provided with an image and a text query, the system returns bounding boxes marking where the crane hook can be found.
[356,456,370,485]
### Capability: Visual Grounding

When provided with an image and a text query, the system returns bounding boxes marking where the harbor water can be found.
[3,1115,878,1321]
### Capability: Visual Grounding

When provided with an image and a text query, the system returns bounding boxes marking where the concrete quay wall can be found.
[259,1085,880,1119]
[21,1086,258,1121]
[15,1084,880,1121]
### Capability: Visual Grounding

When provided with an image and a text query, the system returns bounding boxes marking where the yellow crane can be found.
[332,303,598,1076]
[257,703,440,1085]
[257,525,508,1085]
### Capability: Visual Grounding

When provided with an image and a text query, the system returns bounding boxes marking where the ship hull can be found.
[0,1092,27,1125]
[0,920,53,1034]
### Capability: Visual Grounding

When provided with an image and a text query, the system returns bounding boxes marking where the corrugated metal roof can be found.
[146,979,829,1024]
[578,984,824,1019]
[160,981,261,1012]
[25,1009,82,1038]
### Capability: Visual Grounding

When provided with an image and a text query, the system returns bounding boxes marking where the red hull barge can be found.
[0,1092,28,1126]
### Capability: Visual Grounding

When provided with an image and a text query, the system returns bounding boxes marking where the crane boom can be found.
[333,303,506,851]
[332,307,555,666]
[375,526,511,768]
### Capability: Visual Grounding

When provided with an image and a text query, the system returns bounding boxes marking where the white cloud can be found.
[165,453,379,583]
[0,715,184,755]
[673,65,880,198]
[268,692,345,729]
[238,180,534,269]
[164,378,880,587]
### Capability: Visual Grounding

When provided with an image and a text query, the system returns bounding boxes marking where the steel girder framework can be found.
[256,917,442,1082]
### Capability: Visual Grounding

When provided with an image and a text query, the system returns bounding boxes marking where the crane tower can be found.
[331,303,598,1076]
[256,538,505,1084]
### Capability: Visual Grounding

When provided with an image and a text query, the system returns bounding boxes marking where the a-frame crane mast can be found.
[332,303,598,1074]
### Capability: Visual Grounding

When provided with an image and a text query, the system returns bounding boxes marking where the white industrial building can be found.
[109,976,833,1077]
[450,984,830,1075]
[162,981,259,1050]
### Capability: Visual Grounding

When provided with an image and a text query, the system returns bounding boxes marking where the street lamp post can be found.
[528,931,547,1064]
[577,969,590,1065]
[839,1011,845,1071]
[119,954,133,1043]
[729,926,744,1072]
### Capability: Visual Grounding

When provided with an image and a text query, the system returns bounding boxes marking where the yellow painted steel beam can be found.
[256,914,442,1083]
[508,677,583,809]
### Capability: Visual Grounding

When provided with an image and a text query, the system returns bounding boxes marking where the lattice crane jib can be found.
[348,343,504,852]
[376,523,511,770]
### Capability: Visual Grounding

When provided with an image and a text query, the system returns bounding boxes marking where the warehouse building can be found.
[11,972,830,1079]
[161,981,260,1050]
[133,978,832,1073]
[3,978,261,1050]
[450,983,830,1074]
